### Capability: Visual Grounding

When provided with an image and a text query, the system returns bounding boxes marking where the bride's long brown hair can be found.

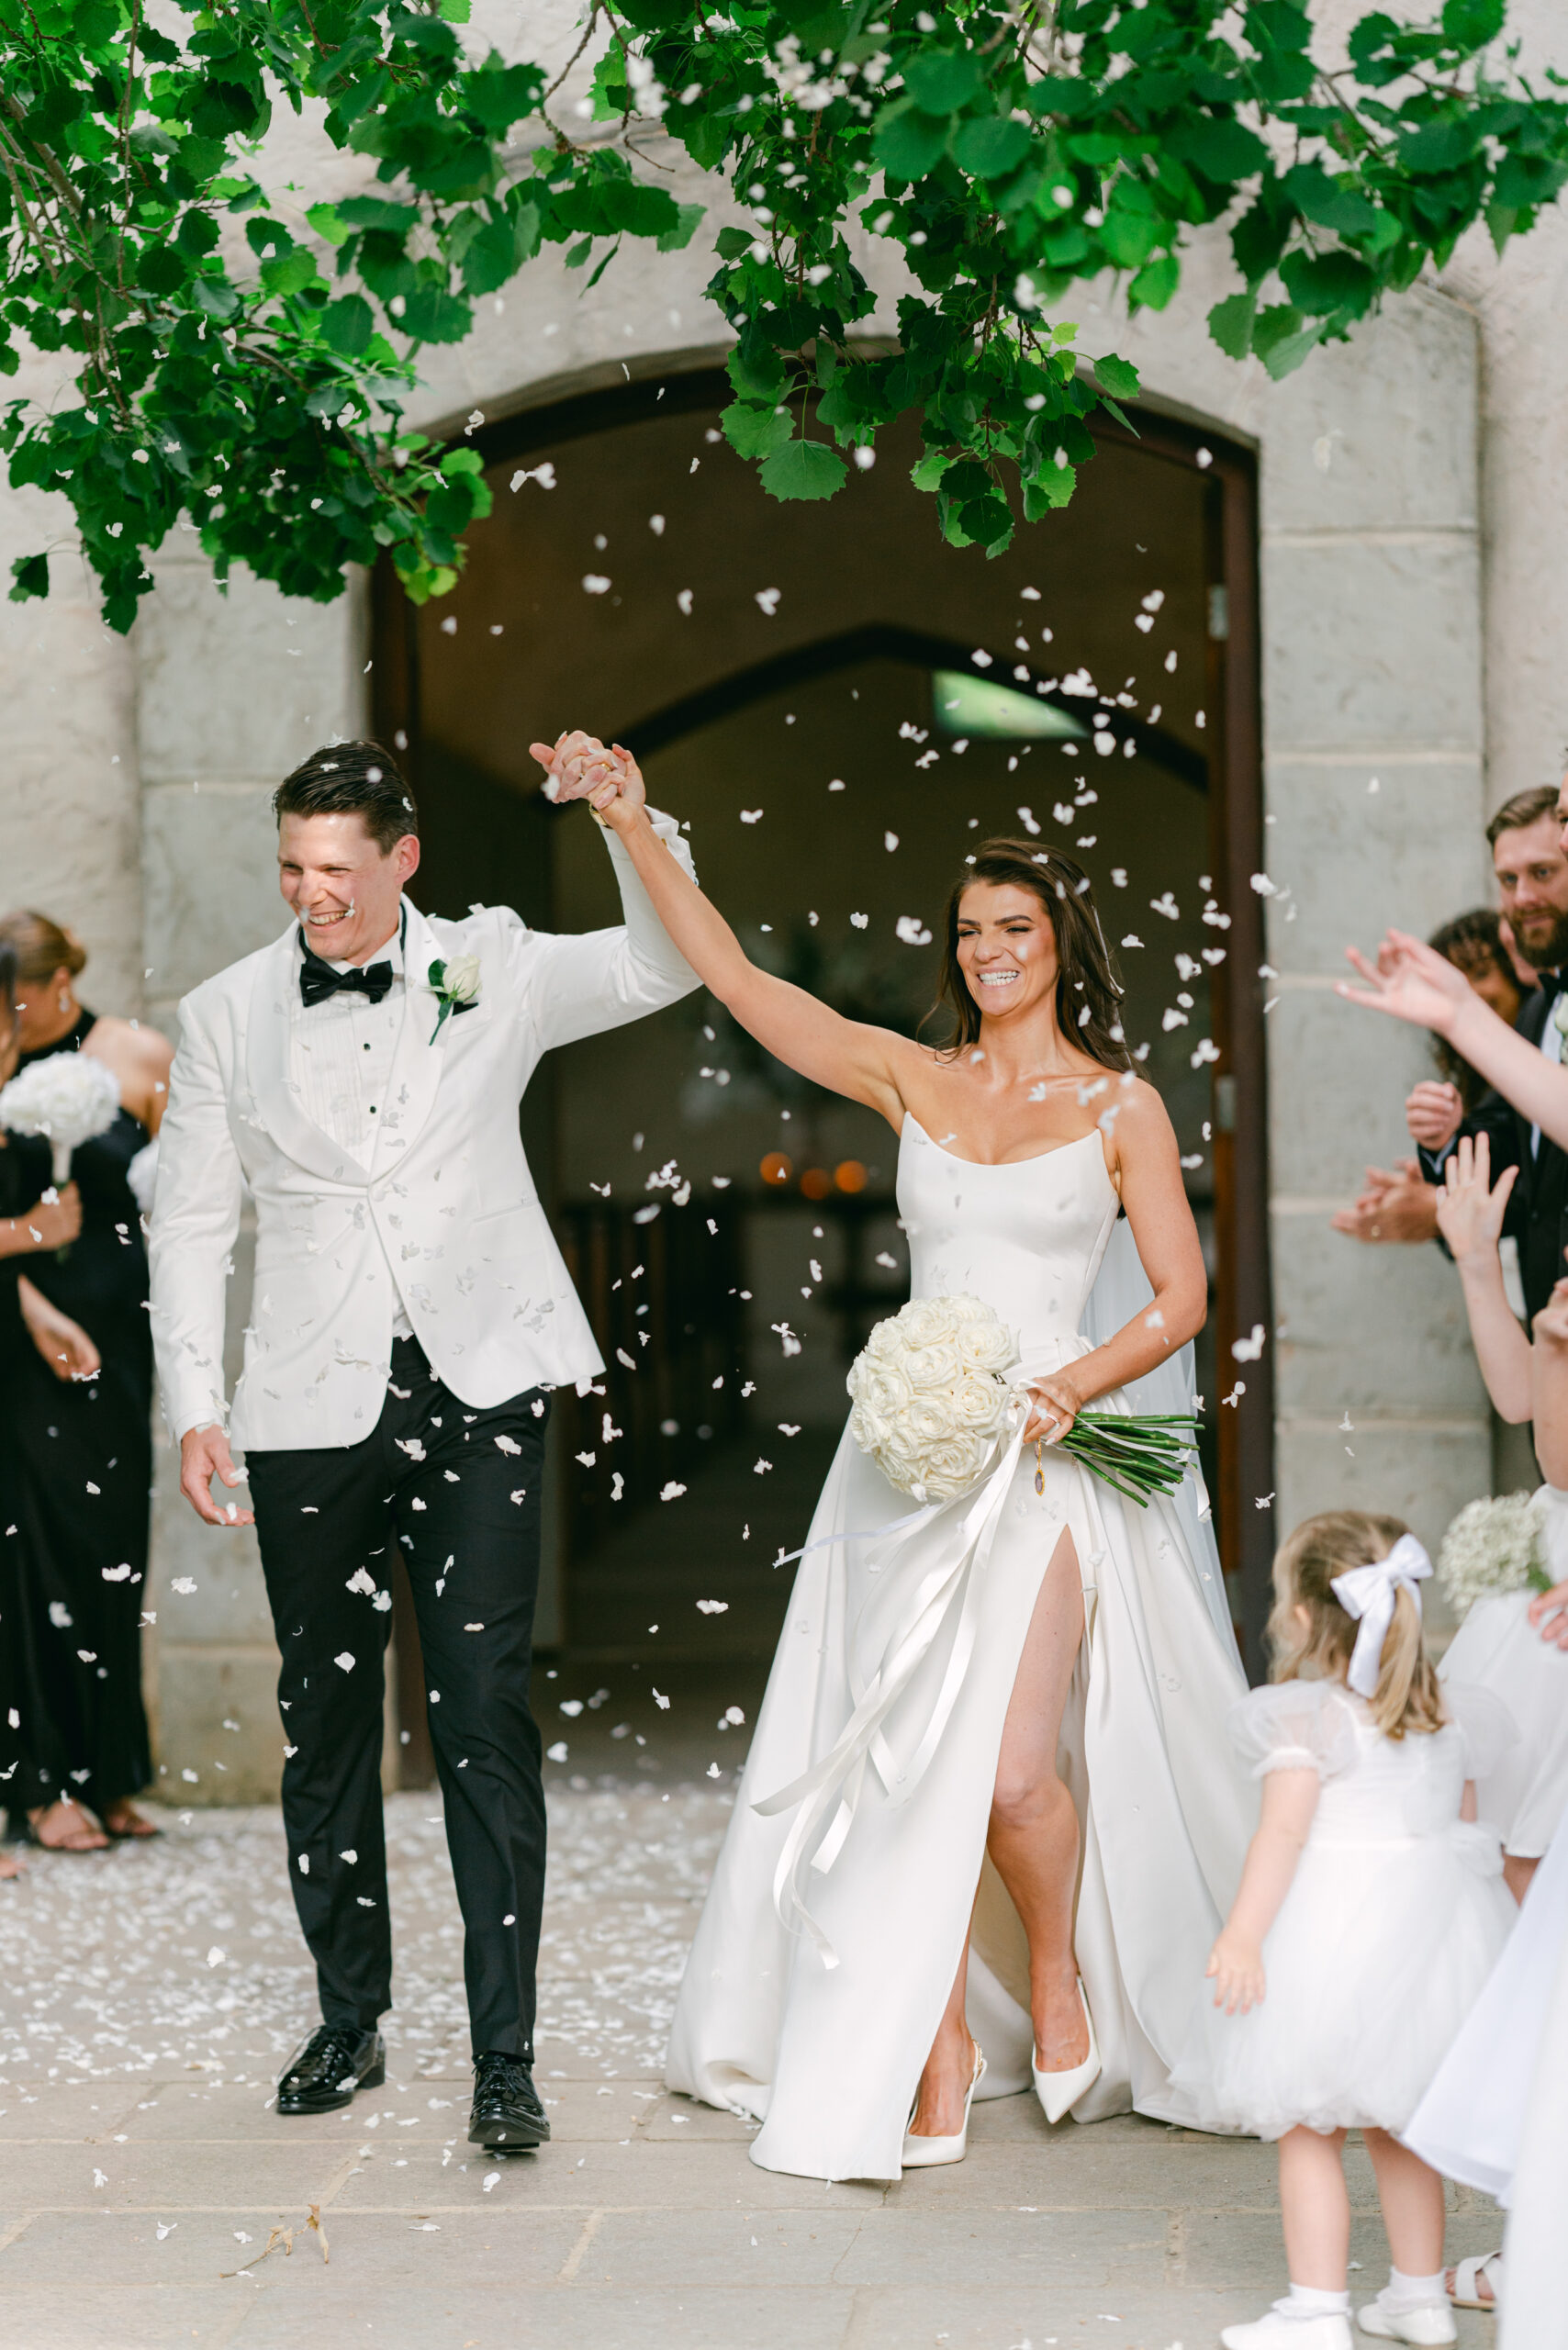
[922,839,1132,1072]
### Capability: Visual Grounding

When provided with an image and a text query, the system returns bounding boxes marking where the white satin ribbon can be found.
[753,1344,1088,1968]
[1330,1533,1432,1699]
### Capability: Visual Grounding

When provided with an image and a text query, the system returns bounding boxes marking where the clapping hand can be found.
[1435,1133,1518,1267]
[1205,1927,1266,2015]
[1339,929,1473,1036]
[1330,1160,1439,1246]
[1406,1080,1464,1154]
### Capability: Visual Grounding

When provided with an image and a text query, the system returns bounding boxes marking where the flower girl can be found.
[1172,1510,1516,2350]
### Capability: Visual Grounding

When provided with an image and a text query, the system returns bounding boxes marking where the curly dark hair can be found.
[923,838,1131,1071]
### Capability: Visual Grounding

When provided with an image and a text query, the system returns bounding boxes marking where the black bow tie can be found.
[298,939,396,1009]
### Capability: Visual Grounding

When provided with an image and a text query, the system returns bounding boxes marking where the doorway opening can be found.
[373,354,1274,1773]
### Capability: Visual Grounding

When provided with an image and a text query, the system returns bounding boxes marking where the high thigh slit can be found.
[665,1115,1255,2182]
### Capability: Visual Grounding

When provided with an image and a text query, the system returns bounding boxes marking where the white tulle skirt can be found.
[1170,1825,1515,2140]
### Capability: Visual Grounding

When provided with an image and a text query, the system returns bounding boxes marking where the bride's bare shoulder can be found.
[1103,1071,1179,1153]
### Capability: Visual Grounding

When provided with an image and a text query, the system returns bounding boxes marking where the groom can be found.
[149,738,696,2148]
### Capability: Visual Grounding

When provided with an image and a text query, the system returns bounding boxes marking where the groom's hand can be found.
[529,733,647,831]
[179,1423,254,1527]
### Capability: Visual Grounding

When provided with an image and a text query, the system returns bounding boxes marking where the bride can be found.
[534,731,1255,2183]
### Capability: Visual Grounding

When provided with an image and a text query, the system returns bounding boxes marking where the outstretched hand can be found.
[529,731,647,833]
[1435,1132,1518,1267]
[1338,929,1473,1037]
[1406,1080,1464,1154]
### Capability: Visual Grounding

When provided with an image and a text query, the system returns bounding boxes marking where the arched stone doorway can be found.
[372,354,1272,1763]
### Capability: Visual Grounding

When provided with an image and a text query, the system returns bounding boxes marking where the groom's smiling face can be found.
[278,811,419,967]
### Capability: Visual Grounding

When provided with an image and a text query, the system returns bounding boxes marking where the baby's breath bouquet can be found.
[1438,1491,1552,1612]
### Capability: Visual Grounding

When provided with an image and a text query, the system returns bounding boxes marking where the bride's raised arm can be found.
[532,733,915,1132]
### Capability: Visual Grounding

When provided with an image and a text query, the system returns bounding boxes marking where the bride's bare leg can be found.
[908,1920,978,2138]
[986,1525,1087,2070]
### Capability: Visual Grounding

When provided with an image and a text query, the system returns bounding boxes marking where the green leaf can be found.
[1206,289,1257,359]
[1022,464,1075,519]
[564,235,593,268]
[1092,352,1141,400]
[728,334,789,403]
[757,440,848,502]
[951,116,1031,179]
[1441,0,1505,50]
[336,196,421,233]
[1128,251,1179,311]
[399,286,473,342]
[1282,165,1379,237]
[657,202,705,253]
[873,98,952,183]
[1396,119,1481,173]
[261,249,320,300]
[463,205,541,295]
[1253,304,1324,379]
[463,62,543,132]
[721,400,793,458]
[715,225,754,261]
[438,0,471,21]
[1164,117,1271,182]
[307,203,353,247]
[902,49,983,115]
[910,450,949,493]
[1280,246,1376,318]
[319,294,375,356]
[9,553,48,604]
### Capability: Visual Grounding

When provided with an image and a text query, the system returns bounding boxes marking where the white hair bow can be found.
[1330,1533,1432,1699]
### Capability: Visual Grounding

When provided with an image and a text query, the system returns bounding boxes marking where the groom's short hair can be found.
[274,741,419,856]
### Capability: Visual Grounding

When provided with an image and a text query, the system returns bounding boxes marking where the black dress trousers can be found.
[245,1337,550,2056]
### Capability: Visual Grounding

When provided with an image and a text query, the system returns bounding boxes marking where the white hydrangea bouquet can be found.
[1439,1491,1552,1611]
[847,1293,1198,1509]
[0,1051,120,1182]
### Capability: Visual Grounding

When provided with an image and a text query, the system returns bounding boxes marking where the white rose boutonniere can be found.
[427,953,481,1044]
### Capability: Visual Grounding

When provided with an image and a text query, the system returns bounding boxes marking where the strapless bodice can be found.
[896,1114,1120,1356]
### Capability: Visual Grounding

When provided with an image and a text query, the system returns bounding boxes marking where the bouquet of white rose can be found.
[1438,1490,1551,1612]
[0,1051,121,1183]
[847,1293,1016,1503]
[846,1293,1198,1509]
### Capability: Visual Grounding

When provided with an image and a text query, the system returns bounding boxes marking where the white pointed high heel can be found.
[1032,1979,1101,2124]
[902,2041,985,2168]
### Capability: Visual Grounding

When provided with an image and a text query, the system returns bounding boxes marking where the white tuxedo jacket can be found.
[149,815,698,1452]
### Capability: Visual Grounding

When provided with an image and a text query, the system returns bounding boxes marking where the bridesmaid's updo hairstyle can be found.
[1268,1509,1447,1740]
[925,838,1131,1072]
[0,910,87,984]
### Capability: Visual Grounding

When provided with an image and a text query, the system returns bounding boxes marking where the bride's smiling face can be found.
[955,882,1058,1020]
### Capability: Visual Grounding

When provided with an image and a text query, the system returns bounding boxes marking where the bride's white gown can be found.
[666,1114,1256,2181]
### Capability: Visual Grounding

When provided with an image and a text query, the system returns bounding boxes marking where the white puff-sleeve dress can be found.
[1170,1679,1518,2141]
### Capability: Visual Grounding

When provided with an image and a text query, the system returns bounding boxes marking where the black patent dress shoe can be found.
[467,2050,550,2153]
[276,2022,385,2115]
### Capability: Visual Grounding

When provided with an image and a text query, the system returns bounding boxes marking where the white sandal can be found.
[1449,2253,1502,2312]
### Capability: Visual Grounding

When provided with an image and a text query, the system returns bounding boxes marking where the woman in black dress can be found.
[0,937,97,1868]
[0,912,173,1849]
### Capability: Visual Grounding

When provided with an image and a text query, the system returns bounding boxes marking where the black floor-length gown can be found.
[6,1011,153,1815]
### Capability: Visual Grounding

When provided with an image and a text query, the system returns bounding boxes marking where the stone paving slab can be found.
[0,1791,1507,2350]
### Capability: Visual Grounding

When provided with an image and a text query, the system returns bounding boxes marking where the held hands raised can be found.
[529,730,646,834]
[1434,1132,1518,1267]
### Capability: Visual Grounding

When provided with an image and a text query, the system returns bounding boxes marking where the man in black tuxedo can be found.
[1411,785,1568,1323]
